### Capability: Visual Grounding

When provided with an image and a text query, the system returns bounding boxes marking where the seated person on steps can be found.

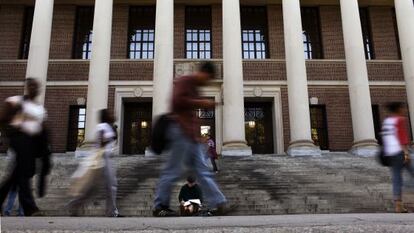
[178,176,203,216]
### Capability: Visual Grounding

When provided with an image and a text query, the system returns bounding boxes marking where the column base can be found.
[349,139,379,157]
[287,140,322,157]
[221,141,252,157]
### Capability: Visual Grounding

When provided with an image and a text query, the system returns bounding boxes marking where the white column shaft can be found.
[222,0,247,146]
[395,0,414,138]
[340,0,376,144]
[84,0,113,141]
[25,0,54,104]
[152,0,174,117]
[282,0,312,143]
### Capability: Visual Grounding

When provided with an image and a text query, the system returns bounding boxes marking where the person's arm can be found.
[397,117,410,161]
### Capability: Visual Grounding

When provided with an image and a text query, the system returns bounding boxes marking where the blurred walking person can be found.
[206,134,219,173]
[382,102,414,213]
[152,62,228,217]
[0,78,47,216]
[67,109,121,217]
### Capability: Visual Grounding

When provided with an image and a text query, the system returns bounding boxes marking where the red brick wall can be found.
[110,61,154,80]
[243,61,286,80]
[367,62,404,81]
[174,4,185,59]
[212,4,222,59]
[308,87,354,151]
[0,5,25,59]
[44,87,87,152]
[0,62,26,81]
[111,5,129,59]
[50,5,76,59]
[369,7,400,60]
[319,6,345,59]
[267,5,285,59]
[47,62,89,81]
[306,61,347,81]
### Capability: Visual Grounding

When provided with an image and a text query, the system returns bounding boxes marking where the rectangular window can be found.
[301,7,323,59]
[359,8,375,60]
[241,6,269,59]
[185,6,212,59]
[73,7,94,59]
[128,6,156,59]
[67,106,86,151]
[20,7,34,59]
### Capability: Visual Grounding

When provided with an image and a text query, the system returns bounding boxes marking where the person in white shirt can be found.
[66,109,121,217]
[0,78,47,216]
[96,109,120,217]
[382,102,414,213]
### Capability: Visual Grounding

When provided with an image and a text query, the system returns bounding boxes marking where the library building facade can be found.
[0,0,413,156]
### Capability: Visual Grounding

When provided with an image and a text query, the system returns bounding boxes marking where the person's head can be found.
[194,62,216,85]
[25,78,40,100]
[386,102,406,116]
[186,176,196,187]
[99,109,115,124]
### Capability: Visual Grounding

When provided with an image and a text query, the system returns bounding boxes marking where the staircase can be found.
[1,152,413,216]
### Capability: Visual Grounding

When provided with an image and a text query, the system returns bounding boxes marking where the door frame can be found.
[244,84,284,154]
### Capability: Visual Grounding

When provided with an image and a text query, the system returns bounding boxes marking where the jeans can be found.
[389,152,414,200]
[3,188,24,216]
[154,123,227,209]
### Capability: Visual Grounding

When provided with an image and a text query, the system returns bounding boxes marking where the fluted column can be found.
[395,0,414,142]
[25,0,54,104]
[282,0,321,156]
[152,0,174,117]
[84,0,113,142]
[340,0,377,156]
[221,0,251,156]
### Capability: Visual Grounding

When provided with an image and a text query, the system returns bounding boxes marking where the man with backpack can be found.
[152,62,228,217]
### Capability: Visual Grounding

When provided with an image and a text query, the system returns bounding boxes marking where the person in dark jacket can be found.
[178,176,203,216]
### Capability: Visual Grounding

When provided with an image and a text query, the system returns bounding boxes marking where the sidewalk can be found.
[2,214,414,233]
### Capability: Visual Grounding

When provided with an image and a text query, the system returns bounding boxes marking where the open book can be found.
[183,199,202,207]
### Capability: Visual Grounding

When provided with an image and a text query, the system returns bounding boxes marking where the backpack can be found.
[151,114,173,155]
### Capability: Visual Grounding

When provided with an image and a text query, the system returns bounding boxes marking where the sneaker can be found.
[153,208,178,217]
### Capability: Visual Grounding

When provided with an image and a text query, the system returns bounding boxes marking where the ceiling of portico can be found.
[0,0,395,6]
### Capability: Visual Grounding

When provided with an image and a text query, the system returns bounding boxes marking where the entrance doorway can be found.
[123,102,152,154]
[196,108,216,142]
[244,102,274,154]
[310,105,329,150]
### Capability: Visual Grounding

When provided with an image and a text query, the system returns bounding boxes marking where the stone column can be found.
[340,0,377,156]
[221,0,251,156]
[84,0,113,142]
[282,0,321,156]
[395,0,414,141]
[25,0,54,104]
[152,0,174,117]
